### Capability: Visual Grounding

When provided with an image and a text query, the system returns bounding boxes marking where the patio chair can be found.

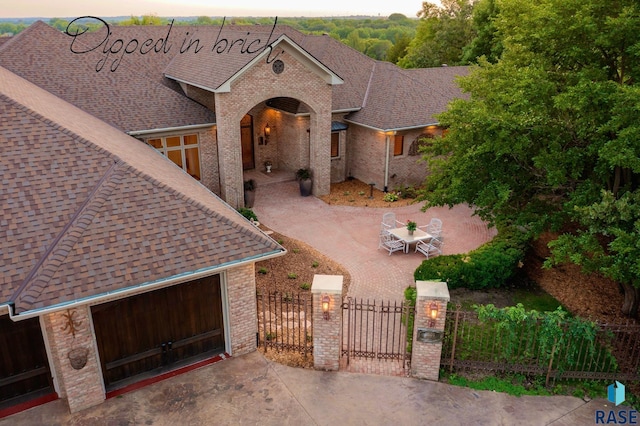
[415,237,444,259]
[381,212,404,234]
[420,218,443,238]
[378,231,406,255]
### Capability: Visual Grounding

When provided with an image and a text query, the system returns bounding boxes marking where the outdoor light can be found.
[322,295,331,320]
[428,302,438,327]
[264,123,271,144]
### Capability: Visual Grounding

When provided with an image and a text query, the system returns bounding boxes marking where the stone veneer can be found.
[41,305,105,413]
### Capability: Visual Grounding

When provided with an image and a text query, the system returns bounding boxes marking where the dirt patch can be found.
[525,232,631,323]
[318,179,417,208]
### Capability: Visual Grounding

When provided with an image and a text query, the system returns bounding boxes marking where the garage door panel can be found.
[0,316,53,404]
[92,275,224,388]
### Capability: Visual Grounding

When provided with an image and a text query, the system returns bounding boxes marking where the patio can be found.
[252,180,497,302]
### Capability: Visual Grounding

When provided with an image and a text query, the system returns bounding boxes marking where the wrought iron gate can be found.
[341,297,414,369]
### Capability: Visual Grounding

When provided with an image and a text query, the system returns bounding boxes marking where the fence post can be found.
[411,280,450,381]
[311,274,343,371]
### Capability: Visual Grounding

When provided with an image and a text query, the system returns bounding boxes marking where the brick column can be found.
[42,305,105,413]
[411,280,450,381]
[311,274,343,371]
[226,264,258,356]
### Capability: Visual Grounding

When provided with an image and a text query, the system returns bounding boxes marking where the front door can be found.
[241,114,255,170]
[0,315,54,408]
[91,275,224,389]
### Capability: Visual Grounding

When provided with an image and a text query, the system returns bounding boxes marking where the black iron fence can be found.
[341,297,414,368]
[441,306,640,384]
[256,291,313,355]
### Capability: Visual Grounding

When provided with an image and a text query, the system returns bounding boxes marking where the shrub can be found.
[237,207,258,222]
[300,282,311,290]
[383,192,399,202]
[311,260,319,268]
[287,273,298,279]
[413,225,528,290]
[258,267,268,274]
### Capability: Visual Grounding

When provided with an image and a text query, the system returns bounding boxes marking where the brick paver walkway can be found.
[254,180,497,302]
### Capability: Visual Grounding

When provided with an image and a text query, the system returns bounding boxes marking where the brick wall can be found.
[311,275,343,371]
[226,263,258,356]
[214,47,333,205]
[42,306,105,413]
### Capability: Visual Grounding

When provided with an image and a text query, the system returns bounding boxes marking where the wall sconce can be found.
[322,294,330,320]
[264,123,271,144]
[427,302,438,327]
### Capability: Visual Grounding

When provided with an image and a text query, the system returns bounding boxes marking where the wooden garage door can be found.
[91,275,224,388]
[0,315,53,405]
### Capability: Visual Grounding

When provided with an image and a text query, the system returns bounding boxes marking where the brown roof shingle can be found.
[0,66,284,315]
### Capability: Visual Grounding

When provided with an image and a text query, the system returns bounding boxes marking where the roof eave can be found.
[8,248,287,321]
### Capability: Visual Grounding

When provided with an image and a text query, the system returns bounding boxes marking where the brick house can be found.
[0,66,285,413]
[0,20,467,202]
[0,20,467,413]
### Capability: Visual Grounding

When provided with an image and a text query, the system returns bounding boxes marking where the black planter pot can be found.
[299,178,312,197]
[244,190,256,207]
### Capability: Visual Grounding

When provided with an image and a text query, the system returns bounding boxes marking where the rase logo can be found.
[595,381,638,424]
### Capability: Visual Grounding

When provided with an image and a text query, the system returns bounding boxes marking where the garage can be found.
[91,275,225,389]
[0,315,54,408]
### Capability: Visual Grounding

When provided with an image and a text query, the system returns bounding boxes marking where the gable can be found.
[0,66,284,316]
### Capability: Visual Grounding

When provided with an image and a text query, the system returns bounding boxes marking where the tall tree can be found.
[422,0,640,316]
[399,0,476,68]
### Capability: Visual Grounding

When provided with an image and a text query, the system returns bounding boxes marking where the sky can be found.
[2,0,434,19]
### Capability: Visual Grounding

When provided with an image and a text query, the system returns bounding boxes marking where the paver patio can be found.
[254,180,497,302]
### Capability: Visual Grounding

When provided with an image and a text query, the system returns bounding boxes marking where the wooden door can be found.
[241,114,255,170]
[0,316,53,405]
[91,275,224,388]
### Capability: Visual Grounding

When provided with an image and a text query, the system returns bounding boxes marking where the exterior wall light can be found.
[322,294,330,320]
[264,123,271,144]
[428,302,438,327]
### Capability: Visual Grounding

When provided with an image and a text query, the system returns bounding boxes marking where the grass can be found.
[441,371,616,400]
[512,288,563,312]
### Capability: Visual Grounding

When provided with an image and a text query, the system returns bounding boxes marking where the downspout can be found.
[384,132,394,192]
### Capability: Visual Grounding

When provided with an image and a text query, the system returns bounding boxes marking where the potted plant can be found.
[406,220,417,235]
[264,160,273,173]
[244,179,256,208]
[296,168,312,196]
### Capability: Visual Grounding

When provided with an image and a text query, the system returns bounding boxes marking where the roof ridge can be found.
[11,160,122,308]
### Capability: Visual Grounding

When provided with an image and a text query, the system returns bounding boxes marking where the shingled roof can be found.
[0,21,467,132]
[0,66,284,316]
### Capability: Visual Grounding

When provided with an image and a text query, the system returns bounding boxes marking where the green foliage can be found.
[444,372,551,397]
[311,261,319,268]
[399,0,476,68]
[287,273,298,279]
[237,207,258,222]
[258,267,268,275]
[383,192,399,202]
[475,304,605,376]
[299,282,311,290]
[414,226,528,289]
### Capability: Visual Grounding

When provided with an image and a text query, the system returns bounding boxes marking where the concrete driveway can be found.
[2,351,615,426]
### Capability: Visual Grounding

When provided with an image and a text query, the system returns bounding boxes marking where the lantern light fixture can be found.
[322,295,330,320]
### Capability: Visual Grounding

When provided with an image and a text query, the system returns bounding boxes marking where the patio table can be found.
[388,227,433,253]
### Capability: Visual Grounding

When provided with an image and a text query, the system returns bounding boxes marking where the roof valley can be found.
[10,160,122,309]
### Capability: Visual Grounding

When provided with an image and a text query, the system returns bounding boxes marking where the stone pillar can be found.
[411,280,450,381]
[42,305,105,413]
[311,274,343,371]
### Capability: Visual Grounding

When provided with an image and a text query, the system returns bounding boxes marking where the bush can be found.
[383,192,399,202]
[237,207,258,222]
[413,226,528,290]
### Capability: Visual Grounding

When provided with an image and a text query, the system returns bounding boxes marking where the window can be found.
[148,134,201,180]
[331,132,340,158]
[393,135,404,156]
